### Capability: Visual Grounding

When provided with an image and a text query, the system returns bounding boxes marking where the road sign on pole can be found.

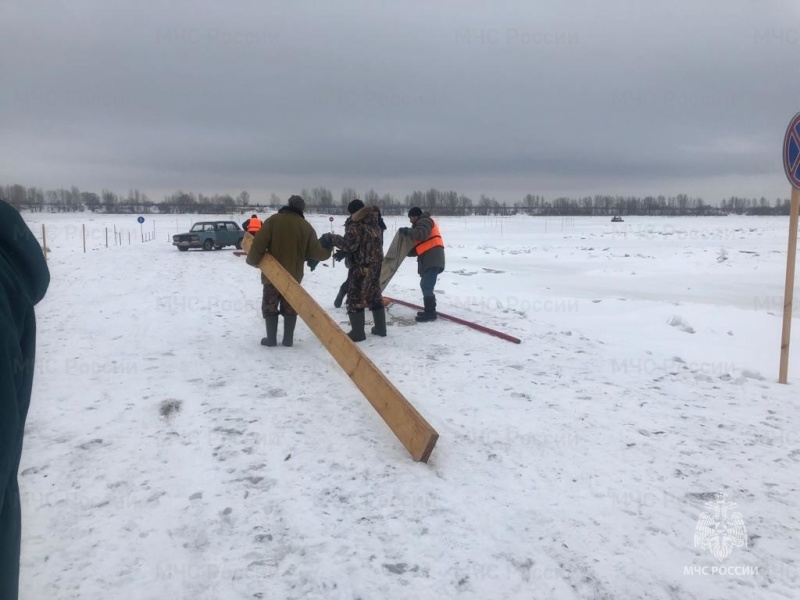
[779,113,800,383]
[783,112,800,189]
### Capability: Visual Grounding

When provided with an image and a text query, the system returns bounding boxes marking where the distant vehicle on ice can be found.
[172,221,245,251]
[611,215,624,222]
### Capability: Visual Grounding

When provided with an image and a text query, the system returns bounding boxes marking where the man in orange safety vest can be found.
[397,207,445,322]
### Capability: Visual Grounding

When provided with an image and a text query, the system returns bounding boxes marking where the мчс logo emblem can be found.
[693,493,748,561]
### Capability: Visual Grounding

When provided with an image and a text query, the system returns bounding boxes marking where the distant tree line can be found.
[0,182,792,217]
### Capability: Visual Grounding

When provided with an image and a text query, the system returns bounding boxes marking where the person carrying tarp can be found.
[397,207,445,322]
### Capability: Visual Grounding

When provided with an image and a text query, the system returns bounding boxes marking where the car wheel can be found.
[202,238,214,251]
[178,247,188,252]
[235,239,242,250]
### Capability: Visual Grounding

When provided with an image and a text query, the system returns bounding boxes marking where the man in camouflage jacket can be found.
[324,201,386,341]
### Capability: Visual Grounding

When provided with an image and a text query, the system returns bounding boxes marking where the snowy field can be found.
[16,212,800,599]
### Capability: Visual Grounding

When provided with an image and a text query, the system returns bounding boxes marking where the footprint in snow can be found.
[667,315,695,334]
[159,399,182,418]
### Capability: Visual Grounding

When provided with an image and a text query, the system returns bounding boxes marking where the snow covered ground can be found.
[16,212,800,599]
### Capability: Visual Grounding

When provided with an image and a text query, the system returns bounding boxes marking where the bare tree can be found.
[340,187,358,208]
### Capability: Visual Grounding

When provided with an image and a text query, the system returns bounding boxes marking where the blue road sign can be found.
[784,112,800,189]
[137,216,145,224]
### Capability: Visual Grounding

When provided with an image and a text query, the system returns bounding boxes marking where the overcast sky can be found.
[1,0,799,204]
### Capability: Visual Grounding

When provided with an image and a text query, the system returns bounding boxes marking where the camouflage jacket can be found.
[330,205,384,268]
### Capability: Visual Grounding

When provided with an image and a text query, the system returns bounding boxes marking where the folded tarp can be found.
[379,230,417,292]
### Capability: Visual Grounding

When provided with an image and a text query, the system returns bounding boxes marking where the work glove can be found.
[334,249,348,262]
[319,233,334,249]
[307,259,319,271]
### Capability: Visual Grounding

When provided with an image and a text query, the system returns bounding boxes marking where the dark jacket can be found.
[246,206,331,285]
[0,200,50,600]
[330,205,385,268]
[406,212,445,275]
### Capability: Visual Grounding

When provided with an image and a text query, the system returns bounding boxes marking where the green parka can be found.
[246,206,331,284]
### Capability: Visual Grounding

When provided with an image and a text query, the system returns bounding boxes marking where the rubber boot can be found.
[370,307,387,337]
[415,296,437,322]
[282,315,297,347]
[416,296,434,318]
[347,310,366,342]
[261,315,279,346]
[334,281,348,308]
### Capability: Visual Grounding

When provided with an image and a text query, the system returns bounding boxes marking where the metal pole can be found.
[779,186,800,383]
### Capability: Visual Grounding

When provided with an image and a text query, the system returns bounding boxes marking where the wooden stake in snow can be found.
[241,233,439,462]
[329,216,335,268]
[82,224,86,253]
[41,224,47,262]
[779,112,800,383]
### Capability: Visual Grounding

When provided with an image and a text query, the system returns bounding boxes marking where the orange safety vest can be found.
[414,219,444,255]
[246,218,262,233]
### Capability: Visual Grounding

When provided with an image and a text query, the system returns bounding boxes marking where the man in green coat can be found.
[246,195,331,347]
[1,199,50,600]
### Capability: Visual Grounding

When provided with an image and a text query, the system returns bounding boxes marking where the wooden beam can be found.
[243,235,439,462]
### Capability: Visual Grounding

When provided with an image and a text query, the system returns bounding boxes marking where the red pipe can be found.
[385,297,522,344]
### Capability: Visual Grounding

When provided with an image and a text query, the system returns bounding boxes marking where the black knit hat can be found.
[408,206,423,217]
[347,199,365,214]
[288,195,305,212]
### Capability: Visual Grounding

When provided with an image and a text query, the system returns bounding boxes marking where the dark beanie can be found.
[408,207,423,217]
[288,195,305,212]
[347,199,365,214]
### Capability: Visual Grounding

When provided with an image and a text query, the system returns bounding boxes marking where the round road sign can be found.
[784,112,800,189]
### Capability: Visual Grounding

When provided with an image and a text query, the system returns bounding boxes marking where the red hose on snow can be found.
[384,297,522,344]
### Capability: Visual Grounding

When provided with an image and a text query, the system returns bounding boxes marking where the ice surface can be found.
[17,213,799,599]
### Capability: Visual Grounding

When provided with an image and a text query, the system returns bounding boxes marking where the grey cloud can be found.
[1,0,798,202]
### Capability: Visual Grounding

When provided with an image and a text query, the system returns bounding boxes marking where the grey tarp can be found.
[379,230,417,292]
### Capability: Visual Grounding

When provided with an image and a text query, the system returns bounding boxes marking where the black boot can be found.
[261,315,279,346]
[415,297,437,322]
[334,281,348,308]
[282,315,297,347]
[347,310,366,342]
[371,307,387,337]
[416,296,435,318]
